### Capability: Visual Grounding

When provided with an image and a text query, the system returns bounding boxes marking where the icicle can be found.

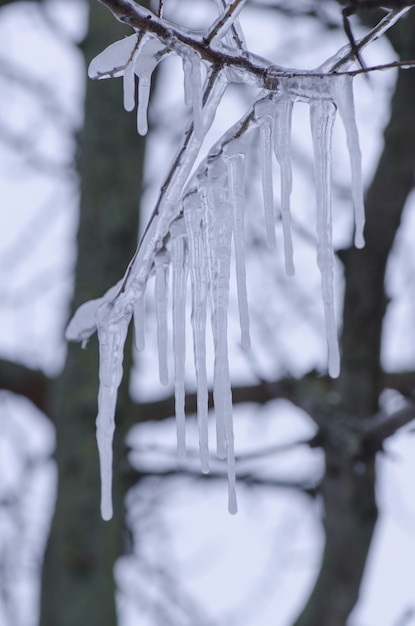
[95,304,131,521]
[123,60,136,112]
[154,251,170,385]
[134,38,165,136]
[182,51,204,139]
[137,74,151,135]
[255,99,277,248]
[331,74,365,248]
[274,96,295,276]
[223,136,250,350]
[133,288,146,352]
[169,217,188,459]
[183,191,210,473]
[309,100,340,379]
[206,155,237,513]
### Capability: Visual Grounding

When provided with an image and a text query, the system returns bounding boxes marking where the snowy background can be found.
[1,1,415,625]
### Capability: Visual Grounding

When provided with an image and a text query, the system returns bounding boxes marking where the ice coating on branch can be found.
[65,281,123,345]
[88,34,138,80]
[134,38,165,136]
[154,251,170,386]
[182,51,204,139]
[169,217,189,458]
[331,74,365,248]
[274,97,295,276]
[206,155,237,513]
[211,0,248,50]
[310,99,340,379]
[72,21,372,518]
[183,191,210,473]
[223,136,251,350]
[95,304,131,521]
[88,33,166,131]
[255,99,277,248]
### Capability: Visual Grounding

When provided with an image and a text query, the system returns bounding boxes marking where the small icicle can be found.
[184,190,210,473]
[169,217,188,459]
[137,74,151,136]
[274,96,295,276]
[134,38,165,136]
[206,155,235,472]
[95,303,131,521]
[255,99,277,248]
[182,51,204,139]
[154,250,170,386]
[331,74,365,248]
[309,99,340,378]
[133,288,146,352]
[223,137,251,350]
[123,60,136,113]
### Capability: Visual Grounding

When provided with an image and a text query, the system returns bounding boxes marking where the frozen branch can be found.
[68,0,414,519]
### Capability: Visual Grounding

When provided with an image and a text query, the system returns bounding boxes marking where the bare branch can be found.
[205,0,248,45]
[132,466,319,496]
[0,359,51,413]
[361,402,415,451]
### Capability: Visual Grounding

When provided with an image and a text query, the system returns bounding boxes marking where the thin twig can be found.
[205,0,247,45]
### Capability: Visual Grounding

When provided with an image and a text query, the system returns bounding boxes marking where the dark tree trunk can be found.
[294,13,415,626]
[39,2,146,624]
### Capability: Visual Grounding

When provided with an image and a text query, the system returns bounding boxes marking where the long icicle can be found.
[274,96,295,276]
[95,305,131,521]
[309,99,340,378]
[331,74,365,248]
[154,251,170,385]
[170,217,188,458]
[184,190,210,473]
[224,136,251,350]
[206,155,237,512]
[256,99,277,248]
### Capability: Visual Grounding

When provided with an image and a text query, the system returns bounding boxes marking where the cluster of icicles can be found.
[66,28,365,520]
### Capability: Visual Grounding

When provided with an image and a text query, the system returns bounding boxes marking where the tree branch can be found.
[0,359,51,412]
[129,465,319,496]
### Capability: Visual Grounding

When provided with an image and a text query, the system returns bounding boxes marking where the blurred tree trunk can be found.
[39,2,146,624]
[294,12,415,626]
